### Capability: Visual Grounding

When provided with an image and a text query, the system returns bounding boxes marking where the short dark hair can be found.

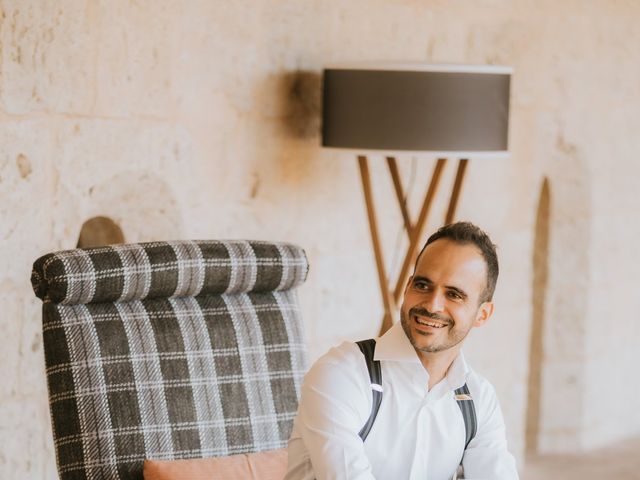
[417,221,499,303]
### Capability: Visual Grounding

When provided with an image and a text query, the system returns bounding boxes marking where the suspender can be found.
[356,338,477,453]
[453,383,477,450]
[356,339,383,441]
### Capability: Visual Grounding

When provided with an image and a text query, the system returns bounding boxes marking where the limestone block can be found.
[48,180,83,250]
[93,0,178,117]
[0,120,54,277]
[581,349,640,449]
[87,171,183,243]
[538,358,585,451]
[457,153,513,230]
[171,1,275,118]
[50,119,194,243]
[54,119,192,184]
[17,296,48,396]
[306,249,380,359]
[528,114,591,364]
[0,288,22,400]
[0,0,93,114]
[0,396,55,480]
[55,119,154,187]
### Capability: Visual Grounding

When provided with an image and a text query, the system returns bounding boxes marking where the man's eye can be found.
[414,282,429,290]
[447,291,462,300]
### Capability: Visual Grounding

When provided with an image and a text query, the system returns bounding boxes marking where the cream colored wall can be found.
[1,1,639,478]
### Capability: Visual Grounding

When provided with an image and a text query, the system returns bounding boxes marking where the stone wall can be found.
[1,1,639,478]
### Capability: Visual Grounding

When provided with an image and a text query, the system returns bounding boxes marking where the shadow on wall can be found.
[261,69,330,191]
[279,70,322,140]
[526,127,592,453]
[526,177,550,455]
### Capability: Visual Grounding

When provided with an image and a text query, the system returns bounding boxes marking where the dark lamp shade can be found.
[322,63,511,155]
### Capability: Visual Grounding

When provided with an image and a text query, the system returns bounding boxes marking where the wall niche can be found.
[76,216,125,248]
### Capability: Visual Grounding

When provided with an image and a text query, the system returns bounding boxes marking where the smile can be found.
[414,316,447,328]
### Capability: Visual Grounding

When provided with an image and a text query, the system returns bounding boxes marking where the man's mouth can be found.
[409,307,451,329]
[413,315,447,328]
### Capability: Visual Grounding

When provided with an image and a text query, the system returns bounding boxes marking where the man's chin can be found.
[409,333,441,353]
[414,342,441,354]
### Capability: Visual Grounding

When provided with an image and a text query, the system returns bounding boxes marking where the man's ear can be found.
[473,301,494,328]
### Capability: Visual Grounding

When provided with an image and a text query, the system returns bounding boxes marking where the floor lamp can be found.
[322,63,511,334]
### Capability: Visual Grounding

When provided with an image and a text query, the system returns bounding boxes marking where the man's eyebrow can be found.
[413,276,432,284]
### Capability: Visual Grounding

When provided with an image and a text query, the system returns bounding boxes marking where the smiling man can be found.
[285,222,519,480]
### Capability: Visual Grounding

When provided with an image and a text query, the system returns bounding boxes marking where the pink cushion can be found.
[143,448,288,480]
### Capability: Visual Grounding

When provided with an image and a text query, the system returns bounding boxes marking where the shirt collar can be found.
[374,321,421,363]
[446,350,470,391]
[373,321,470,389]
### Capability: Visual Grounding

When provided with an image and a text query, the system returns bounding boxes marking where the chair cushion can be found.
[143,448,287,480]
[42,291,306,479]
[32,240,308,305]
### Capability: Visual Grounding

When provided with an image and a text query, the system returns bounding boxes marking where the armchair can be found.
[31,240,309,480]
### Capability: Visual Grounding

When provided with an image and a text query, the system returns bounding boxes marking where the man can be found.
[285,222,519,479]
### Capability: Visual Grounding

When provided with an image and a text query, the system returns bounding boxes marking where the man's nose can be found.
[422,290,445,312]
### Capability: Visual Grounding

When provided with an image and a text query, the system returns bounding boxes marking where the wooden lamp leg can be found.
[358,156,395,334]
[386,156,413,238]
[357,156,469,336]
[392,158,447,307]
[445,158,468,225]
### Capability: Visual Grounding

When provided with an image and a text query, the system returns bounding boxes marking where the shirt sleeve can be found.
[461,381,520,480]
[286,343,377,480]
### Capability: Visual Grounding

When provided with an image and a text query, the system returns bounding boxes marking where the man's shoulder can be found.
[465,365,493,388]
[463,365,504,419]
[315,340,363,365]
[307,341,366,376]
[304,340,370,387]
[300,340,372,413]
[465,366,498,396]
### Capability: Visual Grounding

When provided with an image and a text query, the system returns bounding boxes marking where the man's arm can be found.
[461,381,519,479]
[286,343,377,480]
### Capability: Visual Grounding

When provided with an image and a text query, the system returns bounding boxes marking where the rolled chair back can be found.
[31,240,309,480]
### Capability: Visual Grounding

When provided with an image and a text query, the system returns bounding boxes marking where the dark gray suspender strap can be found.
[454,383,477,450]
[356,339,383,442]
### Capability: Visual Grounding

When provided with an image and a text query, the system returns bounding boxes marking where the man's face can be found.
[400,239,493,356]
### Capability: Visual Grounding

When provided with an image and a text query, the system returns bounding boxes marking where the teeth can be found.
[415,317,446,328]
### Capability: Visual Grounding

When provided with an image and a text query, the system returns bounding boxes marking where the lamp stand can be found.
[357,155,469,335]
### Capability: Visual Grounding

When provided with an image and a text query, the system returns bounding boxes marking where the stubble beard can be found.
[400,306,472,354]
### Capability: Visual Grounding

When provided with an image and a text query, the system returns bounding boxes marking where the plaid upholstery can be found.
[32,240,309,480]
[32,240,308,305]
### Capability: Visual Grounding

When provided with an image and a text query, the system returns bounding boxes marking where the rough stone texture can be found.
[93,0,178,117]
[1,1,640,478]
[0,0,93,114]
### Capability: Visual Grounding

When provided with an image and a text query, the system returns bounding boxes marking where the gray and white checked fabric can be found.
[32,240,309,480]
[32,240,308,305]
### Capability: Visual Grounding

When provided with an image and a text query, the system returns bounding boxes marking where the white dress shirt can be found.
[285,322,519,480]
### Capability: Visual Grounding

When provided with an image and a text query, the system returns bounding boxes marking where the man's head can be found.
[418,222,499,303]
[400,222,498,356]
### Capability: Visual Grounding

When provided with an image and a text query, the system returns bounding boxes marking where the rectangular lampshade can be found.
[322,63,511,154]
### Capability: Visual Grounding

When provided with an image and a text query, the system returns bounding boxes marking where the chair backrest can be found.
[31,240,309,480]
